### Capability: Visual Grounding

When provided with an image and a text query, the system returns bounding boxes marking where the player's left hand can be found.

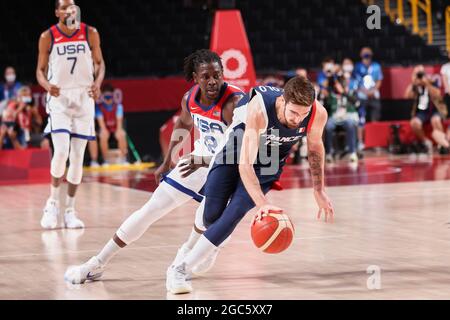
[314,190,334,223]
[88,83,101,100]
[179,154,205,178]
[253,204,283,224]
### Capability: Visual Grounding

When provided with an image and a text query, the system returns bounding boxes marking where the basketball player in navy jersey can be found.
[37,0,105,229]
[64,50,244,284]
[167,76,335,294]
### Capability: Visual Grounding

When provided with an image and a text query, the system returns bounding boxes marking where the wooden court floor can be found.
[1,176,450,299]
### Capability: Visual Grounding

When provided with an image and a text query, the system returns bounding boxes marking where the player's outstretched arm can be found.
[239,97,283,220]
[88,27,106,100]
[154,93,194,183]
[306,101,335,223]
[36,31,60,97]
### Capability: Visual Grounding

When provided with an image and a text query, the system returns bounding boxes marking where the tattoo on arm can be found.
[308,150,323,191]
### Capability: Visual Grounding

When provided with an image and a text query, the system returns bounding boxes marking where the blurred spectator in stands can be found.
[89,83,128,167]
[324,59,359,163]
[0,67,22,114]
[261,73,284,88]
[0,86,32,150]
[405,65,449,154]
[0,108,23,150]
[317,57,344,109]
[440,50,450,143]
[13,86,49,149]
[355,47,383,151]
[296,68,308,79]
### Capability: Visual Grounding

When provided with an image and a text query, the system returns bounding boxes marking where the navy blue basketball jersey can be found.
[215,85,316,182]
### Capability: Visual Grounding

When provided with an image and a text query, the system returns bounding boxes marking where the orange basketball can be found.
[251,211,295,254]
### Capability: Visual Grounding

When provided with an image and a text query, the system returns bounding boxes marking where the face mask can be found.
[343,64,354,73]
[103,95,113,102]
[362,54,372,60]
[5,74,16,83]
[324,63,334,74]
[64,5,81,30]
[21,96,32,104]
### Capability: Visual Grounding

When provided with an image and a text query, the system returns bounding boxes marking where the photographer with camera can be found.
[0,86,33,150]
[318,58,359,162]
[323,59,359,163]
[405,65,449,154]
[317,58,344,105]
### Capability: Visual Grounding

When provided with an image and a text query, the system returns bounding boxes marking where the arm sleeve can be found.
[95,105,103,119]
[317,72,327,88]
[375,63,383,81]
[116,104,124,118]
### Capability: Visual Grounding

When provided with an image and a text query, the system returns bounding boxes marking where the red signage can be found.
[31,77,192,114]
[210,10,257,92]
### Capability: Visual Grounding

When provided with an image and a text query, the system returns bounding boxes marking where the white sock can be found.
[96,239,121,265]
[50,185,60,202]
[185,228,202,249]
[181,235,217,271]
[65,195,75,210]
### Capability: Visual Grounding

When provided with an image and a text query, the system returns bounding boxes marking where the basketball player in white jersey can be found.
[64,50,244,284]
[36,0,105,229]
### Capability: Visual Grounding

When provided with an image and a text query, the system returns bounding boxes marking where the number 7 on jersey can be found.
[67,57,78,74]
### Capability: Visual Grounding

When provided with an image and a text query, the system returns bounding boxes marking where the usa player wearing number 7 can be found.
[36,0,105,230]
[64,49,244,284]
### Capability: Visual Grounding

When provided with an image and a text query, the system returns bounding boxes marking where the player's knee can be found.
[203,197,227,228]
[53,143,70,163]
[2,109,13,120]
[227,197,254,222]
[325,121,335,132]
[410,118,421,130]
[69,145,85,163]
[430,116,442,129]
[51,149,70,178]
[115,129,126,140]
[99,130,109,141]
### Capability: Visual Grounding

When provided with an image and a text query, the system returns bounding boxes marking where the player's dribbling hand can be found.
[314,190,334,223]
[253,204,283,224]
[47,84,61,97]
[88,83,101,100]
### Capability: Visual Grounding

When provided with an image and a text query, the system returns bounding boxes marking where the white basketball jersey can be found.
[185,83,244,156]
[47,23,94,90]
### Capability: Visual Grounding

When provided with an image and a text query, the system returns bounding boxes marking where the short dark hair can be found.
[283,76,315,107]
[322,57,334,65]
[183,49,223,82]
[101,83,115,93]
[55,0,76,9]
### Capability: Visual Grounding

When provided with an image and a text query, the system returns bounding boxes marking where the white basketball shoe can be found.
[64,208,85,229]
[41,199,60,229]
[64,256,104,284]
[169,243,191,269]
[166,263,192,294]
